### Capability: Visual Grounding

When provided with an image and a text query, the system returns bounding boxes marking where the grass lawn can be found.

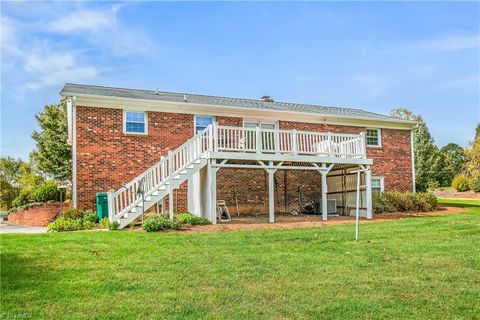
[1,200,479,319]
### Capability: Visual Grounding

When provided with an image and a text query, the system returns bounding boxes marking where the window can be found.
[124,111,147,134]
[195,116,214,133]
[371,177,384,193]
[366,128,381,147]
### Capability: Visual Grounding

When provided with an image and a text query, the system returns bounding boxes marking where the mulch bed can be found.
[180,205,466,233]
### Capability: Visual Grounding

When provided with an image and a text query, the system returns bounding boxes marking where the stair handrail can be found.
[109,125,213,220]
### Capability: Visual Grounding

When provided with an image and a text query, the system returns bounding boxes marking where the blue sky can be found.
[1,1,479,159]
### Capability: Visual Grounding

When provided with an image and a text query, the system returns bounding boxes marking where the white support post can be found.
[107,189,115,222]
[321,168,328,221]
[213,123,218,152]
[365,165,373,219]
[327,132,332,157]
[292,129,298,155]
[268,161,275,223]
[360,132,367,158]
[168,187,174,220]
[256,126,262,154]
[208,159,218,224]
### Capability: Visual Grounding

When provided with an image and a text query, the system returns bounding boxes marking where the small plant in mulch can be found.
[142,215,181,232]
[176,213,211,226]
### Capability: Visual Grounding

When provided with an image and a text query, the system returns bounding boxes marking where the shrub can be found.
[177,213,211,225]
[47,219,83,232]
[60,208,87,221]
[35,181,61,203]
[109,221,120,230]
[470,175,480,192]
[82,211,98,224]
[452,175,470,192]
[12,188,36,207]
[142,215,180,232]
[373,191,437,213]
[99,218,111,229]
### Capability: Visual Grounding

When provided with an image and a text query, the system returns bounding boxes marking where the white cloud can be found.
[386,33,480,54]
[50,8,113,33]
[418,34,479,52]
[2,16,101,91]
[48,4,156,56]
[24,50,100,91]
[2,3,155,92]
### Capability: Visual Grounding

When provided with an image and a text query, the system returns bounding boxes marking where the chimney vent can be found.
[261,95,274,102]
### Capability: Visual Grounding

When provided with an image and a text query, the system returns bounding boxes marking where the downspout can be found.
[410,128,416,193]
[72,96,78,207]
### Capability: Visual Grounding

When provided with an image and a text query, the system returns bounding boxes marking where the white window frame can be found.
[194,115,215,134]
[123,110,148,135]
[366,128,382,147]
[371,176,385,193]
[242,119,278,129]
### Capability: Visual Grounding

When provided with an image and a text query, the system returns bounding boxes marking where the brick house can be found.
[61,83,417,229]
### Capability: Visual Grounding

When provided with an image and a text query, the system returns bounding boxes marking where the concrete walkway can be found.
[0,221,47,234]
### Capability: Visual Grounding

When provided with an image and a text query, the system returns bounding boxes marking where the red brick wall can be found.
[75,108,413,214]
[76,106,194,210]
[8,202,69,226]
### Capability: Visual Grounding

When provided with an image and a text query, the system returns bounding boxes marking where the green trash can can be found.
[96,192,109,220]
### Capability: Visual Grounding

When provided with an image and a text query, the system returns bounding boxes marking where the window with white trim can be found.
[124,111,147,134]
[371,177,384,193]
[366,128,381,147]
[195,116,214,133]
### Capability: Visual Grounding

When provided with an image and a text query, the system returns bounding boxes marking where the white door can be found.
[244,121,277,152]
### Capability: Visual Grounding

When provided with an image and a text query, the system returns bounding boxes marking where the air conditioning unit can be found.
[313,199,337,214]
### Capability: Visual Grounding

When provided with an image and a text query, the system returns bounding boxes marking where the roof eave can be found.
[60,90,419,129]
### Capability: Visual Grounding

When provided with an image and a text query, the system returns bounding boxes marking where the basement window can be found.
[371,177,384,193]
[366,128,381,147]
[124,111,147,134]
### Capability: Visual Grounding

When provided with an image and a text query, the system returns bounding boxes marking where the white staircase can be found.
[107,126,213,229]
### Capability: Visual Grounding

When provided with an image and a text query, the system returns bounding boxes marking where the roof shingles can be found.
[61,83,413,123]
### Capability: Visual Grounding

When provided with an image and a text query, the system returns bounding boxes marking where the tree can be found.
[0,156,23,187]
[30,101,71,180]
[0,157,44,209]
[0,157,23,209]
[390,108,444,191]
[18,162,44,189]
[440,143,468,184]
[466,123,480,177]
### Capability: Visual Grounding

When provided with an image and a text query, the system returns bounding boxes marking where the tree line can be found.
[390,108,479,192]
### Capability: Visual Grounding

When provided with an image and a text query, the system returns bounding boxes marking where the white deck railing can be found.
[215,125,366,158]
[109,124,366,221]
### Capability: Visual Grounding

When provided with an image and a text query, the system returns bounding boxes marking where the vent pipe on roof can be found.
[261,95,274,102]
